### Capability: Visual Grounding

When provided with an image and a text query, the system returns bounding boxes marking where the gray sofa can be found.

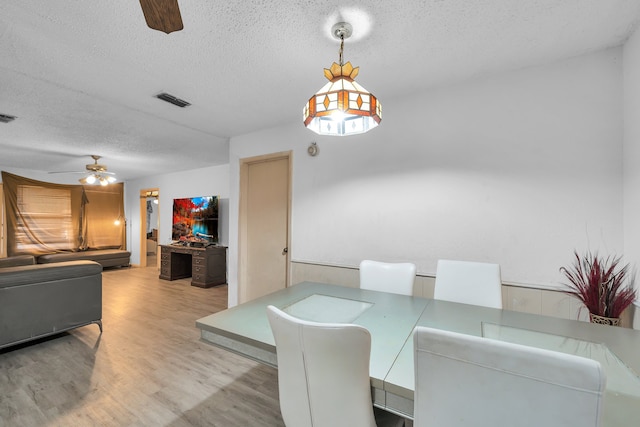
[0,256,103,349]
[37,249,130,268]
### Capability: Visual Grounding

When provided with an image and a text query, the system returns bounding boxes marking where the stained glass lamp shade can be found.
[303,62,381,136]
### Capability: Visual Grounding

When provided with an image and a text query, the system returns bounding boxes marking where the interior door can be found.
[239,152,291,303]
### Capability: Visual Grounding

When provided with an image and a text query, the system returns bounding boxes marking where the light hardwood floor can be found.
[0,265,285,427]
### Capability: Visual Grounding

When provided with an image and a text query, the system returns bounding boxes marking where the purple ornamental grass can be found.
[560,251,637,319]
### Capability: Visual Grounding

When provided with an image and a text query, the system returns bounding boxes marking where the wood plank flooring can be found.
[0,265,285,427]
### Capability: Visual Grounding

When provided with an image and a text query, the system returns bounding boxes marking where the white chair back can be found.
[413,326,606,427]
[266,305,377,427]
[434,259,502,308]
[359,260,416,296]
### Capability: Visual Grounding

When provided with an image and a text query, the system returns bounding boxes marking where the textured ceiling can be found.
[1,0,640,180]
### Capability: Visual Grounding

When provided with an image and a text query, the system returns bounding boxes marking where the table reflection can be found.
[482,322,640,398]
[283,294,374,323]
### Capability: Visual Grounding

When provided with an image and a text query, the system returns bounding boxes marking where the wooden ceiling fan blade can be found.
[139,0,183,34]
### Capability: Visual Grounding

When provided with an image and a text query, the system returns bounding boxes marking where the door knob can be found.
[282,247,288,255]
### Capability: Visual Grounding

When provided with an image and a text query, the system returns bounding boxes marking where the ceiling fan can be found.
[50,155,117,186]
[139,0,184,34]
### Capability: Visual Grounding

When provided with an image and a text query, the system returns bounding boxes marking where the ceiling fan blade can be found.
[49,156,117,177]
[139,0,183,34]
[49,171,116,175]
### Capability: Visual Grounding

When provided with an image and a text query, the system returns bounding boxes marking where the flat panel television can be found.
[172,196,218,243]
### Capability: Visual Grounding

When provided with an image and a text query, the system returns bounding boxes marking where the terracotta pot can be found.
[589,313,620,326]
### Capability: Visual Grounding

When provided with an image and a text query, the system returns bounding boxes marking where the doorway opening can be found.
[139,188,159,268]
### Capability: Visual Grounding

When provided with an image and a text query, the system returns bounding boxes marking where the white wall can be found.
[125,164,230,266]
[624,24,640,295]
[228,48,624,306]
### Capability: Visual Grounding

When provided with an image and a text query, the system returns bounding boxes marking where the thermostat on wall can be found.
[308,142,318,156]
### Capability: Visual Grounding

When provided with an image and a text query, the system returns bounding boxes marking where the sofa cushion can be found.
[0,255,36,268]
[0,260,102,289]
[37,249,131,268]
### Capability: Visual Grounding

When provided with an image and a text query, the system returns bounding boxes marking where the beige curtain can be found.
[1,171,124,256]
[83,185,125,249]
[0,183,6,257]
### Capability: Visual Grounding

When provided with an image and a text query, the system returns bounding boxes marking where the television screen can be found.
[172,196,218,243]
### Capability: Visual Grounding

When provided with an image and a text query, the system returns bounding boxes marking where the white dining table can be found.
[196,281,640,425]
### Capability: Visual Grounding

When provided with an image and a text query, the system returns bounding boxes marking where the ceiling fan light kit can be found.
[79,174,117,186]
[49,155,117,185]
[303,22,382,136]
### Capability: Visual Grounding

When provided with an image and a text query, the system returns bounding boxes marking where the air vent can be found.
[0,113,17,123]
[155,92,191,108]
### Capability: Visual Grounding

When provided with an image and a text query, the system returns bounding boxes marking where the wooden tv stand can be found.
[159,244,227,288]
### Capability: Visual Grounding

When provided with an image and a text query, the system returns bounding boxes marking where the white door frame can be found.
[139,187,159,268]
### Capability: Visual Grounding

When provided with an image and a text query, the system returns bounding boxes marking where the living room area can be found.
[0,170,258,425]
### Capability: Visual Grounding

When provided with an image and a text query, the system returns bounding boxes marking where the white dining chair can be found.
[359,260,416,296]
[413,326,606,427]
[433,259,503,308]
[266,305,405,427]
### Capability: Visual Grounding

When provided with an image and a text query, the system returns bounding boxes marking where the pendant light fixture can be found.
[303,22,382,136]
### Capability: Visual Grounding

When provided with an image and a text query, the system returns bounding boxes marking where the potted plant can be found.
[560,251,637,326]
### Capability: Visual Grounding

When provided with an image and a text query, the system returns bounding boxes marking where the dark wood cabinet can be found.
[160,244,227,288]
